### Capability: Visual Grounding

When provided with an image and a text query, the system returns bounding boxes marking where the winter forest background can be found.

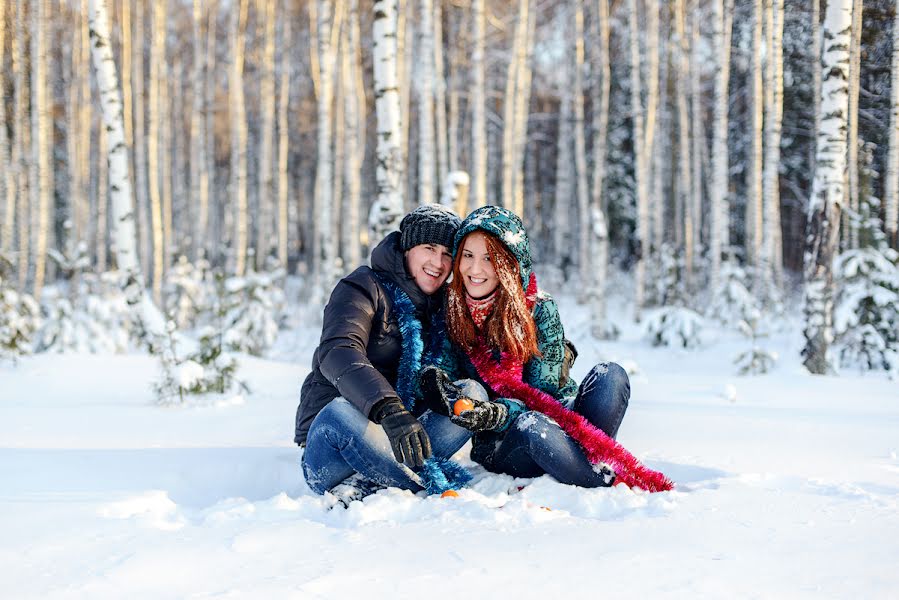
[2,0,898,384]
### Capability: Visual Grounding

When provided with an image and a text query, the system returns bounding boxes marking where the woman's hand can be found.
[450,398,509,432]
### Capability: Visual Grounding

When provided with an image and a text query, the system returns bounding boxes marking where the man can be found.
[295,204,471,497]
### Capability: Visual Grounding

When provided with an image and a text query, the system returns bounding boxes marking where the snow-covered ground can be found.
[1,296,897,599]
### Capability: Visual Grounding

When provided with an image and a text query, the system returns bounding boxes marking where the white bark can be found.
[277,0,291,268]
[590,0,612,336]
[257,0,277,268]
[675,0,694,285]
[147,0,165,302]
[887,0,899,246]
[204,0,217,259]
[747,0,764,268]
[97,120,108,271]
[470,0,487,209]
[502,0,529,211]
[710,0,735,291]
[433,0,448,191]
[803,0,852,375]
[230,0,248,276]
[132,0,150,278]
[398,0,413,209]
[512,0,536,219]
[190,0,209,262]
[31,0,52,300]
[88,0,166,340]
[573,2,591,295]
[15,0,28,292]
[811,0,821,178]
[845,0,862,249]
[343,0,365,269]
[763,0,785,284]
[370,0,406,241]
[418,0,436,205]
[690,0,703,281]
[554,8,573,268]
[0,1,11,257]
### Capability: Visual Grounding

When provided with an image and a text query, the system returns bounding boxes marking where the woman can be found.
[295,204,475,500]
[424,205,672,492]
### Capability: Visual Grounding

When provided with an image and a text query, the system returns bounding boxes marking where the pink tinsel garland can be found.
[467,343,674,493]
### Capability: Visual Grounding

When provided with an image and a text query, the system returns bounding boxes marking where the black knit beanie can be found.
[399,204,462,251]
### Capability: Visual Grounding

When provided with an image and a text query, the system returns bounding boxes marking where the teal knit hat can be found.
[453,205,532,289]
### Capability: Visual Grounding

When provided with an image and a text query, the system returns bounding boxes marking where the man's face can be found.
[405,243,453,295]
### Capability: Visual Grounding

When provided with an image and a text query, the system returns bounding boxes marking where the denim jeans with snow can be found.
[484,362,630,487]
[300,380,486,494]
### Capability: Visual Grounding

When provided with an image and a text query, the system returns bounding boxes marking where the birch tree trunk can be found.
[589,0,612,335]
[313,0,342,293]
[417,0,436,205]
[205,1,217,260]
[802,0,852,375]
[690,0,703,279]
[97,121,108,271]
[811,0,821,180]
[230,0,248,276]
[147,0,166,302]
[342,0,365,269]
[370,0,406,241]
[190,0,209,262]
[763,0,785,285]
[162,57,174,267]
[256,0,277,269]
[88,0,166,341]
[1,1,11,257]
[844,0,862,249]
[512,0,535,219]
[746,0,764,270]
[502,0,529,211]
[652,20,669,256]
[132,0,150,279]
[554,12,573,270]
[674,0,694,286]
[470,0,487,209]
[15,0,29,292]
[887,0,899,248]
[433,0,448,191]
[398,0,413,209]
[31,0,52,301]
[67,0,89,250]
[277,0,291,268]
[709,0,735,291]
[573,1,591,294]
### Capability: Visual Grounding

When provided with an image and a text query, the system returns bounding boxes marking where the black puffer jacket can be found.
[293,232,444,446]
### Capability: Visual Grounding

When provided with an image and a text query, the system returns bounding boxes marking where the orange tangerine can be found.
[453,398,475,415]
[441,490,459,498]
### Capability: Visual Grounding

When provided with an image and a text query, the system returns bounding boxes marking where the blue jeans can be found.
[301,380,484,494]
[485,362,630,487]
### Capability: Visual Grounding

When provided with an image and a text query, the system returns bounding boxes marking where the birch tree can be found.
[762,0,785,285]
[511,1,535,220]
[433,0,448,189]
[32,0,52,301]
[97,121,108,271]
[417,0,436,205]
[573,1,592,293]
[887,0,899,248]
[132,0,150,277]
[15,0,29,292]
[342,0,365,269]
[553,9,573,269]
[470,0,487,209]
[87,0,165,341]
[370,0,406,241]
[190,0,209,262]
[590,0,612,336]
[230,0,248,276]
[312,0,342,292]
[257,0,277,269]
[746,0,764,269]
[204,0,217,259]
[147,0,166,302]
[0,1,11,257]
[674,0,695,285]
[709,0,735,292]
[844,0,862,249]
[803,0,853,375]
[277,0,291,268]
[501,0,530,212]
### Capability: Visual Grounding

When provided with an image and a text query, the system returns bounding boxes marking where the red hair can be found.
[447,231,540,364]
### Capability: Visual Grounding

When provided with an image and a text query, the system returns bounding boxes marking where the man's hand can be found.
[372,399,432,468]
[419,366,459,416]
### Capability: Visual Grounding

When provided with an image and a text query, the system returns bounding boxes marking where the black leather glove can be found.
[371,398,432,468]
[419,366,459,416]
[450,397,509,432]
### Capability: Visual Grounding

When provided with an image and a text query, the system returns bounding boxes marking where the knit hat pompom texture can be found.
[399,204,463,251]
[454,205,532,289]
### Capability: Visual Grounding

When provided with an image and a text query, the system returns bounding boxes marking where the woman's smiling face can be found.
[458,232,499,299]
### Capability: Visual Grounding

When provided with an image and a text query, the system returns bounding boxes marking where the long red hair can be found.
[447,231,540,364]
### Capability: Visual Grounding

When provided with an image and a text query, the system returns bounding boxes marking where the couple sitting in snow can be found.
[294,204,671,501]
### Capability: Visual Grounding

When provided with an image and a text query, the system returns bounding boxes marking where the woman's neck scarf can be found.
[464,291,497,329]
[377,275,472,495]
[465,273,674,493]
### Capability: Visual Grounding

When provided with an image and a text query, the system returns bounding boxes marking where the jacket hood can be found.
[371,231,443,313]
[453,205,533,289]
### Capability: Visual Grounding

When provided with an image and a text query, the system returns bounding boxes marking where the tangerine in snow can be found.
[453,398,475,415]
[441,490,459,498]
